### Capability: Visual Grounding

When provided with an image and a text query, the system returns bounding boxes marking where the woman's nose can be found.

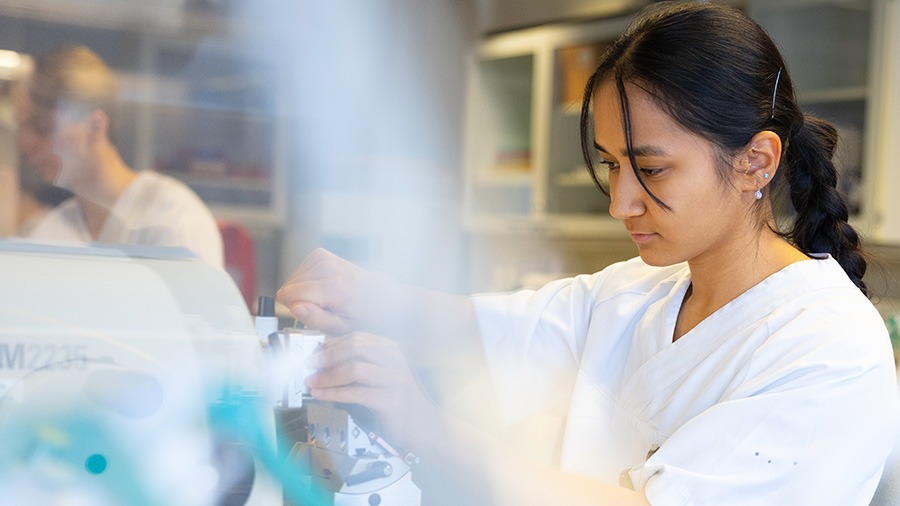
[608,168,646,220]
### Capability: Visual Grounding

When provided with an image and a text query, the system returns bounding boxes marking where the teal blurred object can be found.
[0,383,331,506]
[208,389,331,506]
[0,410,163,506]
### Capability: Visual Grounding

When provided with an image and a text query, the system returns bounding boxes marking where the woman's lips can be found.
[629,232,656,244]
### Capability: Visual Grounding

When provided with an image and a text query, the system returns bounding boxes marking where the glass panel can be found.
[476,55,533,175]
[546,41,612,217]
[469,54,534,217]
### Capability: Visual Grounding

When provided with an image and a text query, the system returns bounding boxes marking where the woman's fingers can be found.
[311,333,404,369]
[307,359,404,389]
[307,334,407,388]
[287,300,352,336]
[276,276,344,319]
[276,248,379,334]
[277,281,354,334]
[303,332,437,449]
[309,384,408,416]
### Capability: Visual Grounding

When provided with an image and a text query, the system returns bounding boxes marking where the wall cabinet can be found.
[866,0,900,244]
[462,14,636,240]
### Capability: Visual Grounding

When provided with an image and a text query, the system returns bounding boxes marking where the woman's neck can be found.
[673,228,809,341]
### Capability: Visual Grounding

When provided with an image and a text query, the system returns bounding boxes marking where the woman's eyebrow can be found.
[629,145,669,157]
[594,141,669,157]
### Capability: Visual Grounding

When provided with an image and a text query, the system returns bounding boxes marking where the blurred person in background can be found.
[0,76,70,237]
[13,158,73,237]
[14,45,223,267]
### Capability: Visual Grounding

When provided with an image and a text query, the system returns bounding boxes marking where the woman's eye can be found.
[601,160,620,171]
[640,167,665,177]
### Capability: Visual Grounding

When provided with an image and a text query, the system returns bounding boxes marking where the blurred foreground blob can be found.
[0,368,330,506]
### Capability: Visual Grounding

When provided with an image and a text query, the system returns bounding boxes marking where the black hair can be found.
[579,1,868,295]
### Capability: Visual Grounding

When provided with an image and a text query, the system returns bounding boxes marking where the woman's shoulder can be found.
[471,256,687,316]
[518,256,688,305]
[752,256,891,369]
[765,255,880,322]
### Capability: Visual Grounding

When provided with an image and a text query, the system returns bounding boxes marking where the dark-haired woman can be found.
[277,2,898,505]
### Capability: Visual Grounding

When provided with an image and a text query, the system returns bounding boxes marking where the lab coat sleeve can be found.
[471,270,609,426]
[631,306,899,506]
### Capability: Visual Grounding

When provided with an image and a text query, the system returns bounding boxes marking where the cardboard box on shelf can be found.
[559,42,610,108]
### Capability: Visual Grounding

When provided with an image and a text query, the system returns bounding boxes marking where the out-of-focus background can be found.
[1,1,899,505]
[0,0,897,314]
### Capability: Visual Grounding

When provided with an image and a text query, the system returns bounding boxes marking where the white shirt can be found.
[25,171,223,268]
[473,256,898,506]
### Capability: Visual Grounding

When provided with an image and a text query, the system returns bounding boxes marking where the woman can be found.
[277,3,898,505]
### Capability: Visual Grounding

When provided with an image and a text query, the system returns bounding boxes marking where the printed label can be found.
[0,342,88,372]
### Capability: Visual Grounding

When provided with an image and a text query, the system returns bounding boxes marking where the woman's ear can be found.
[737,130,782,195]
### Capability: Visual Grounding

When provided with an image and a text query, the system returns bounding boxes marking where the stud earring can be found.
[744,160,751,174]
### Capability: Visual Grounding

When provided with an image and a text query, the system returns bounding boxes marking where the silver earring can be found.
[755,174,769,200]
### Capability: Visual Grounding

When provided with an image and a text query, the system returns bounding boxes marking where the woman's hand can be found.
[305,332,440,450]
[277,248,483,387]
[303,334,650,506]
[276,249,392,336]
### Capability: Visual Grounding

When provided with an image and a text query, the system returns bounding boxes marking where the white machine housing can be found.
[0,239,280,506]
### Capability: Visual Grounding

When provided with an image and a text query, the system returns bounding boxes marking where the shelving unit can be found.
[865,0,900,244]
[462,14,637,239]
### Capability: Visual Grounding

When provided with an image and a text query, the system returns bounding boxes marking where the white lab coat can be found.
[26,171,223,268]
[473,255,898,506]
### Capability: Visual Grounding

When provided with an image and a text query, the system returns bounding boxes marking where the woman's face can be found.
[592,80,751,267]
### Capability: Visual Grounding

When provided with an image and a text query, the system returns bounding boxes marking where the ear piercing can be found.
[755,173,769,200]
[745,158,769,200]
